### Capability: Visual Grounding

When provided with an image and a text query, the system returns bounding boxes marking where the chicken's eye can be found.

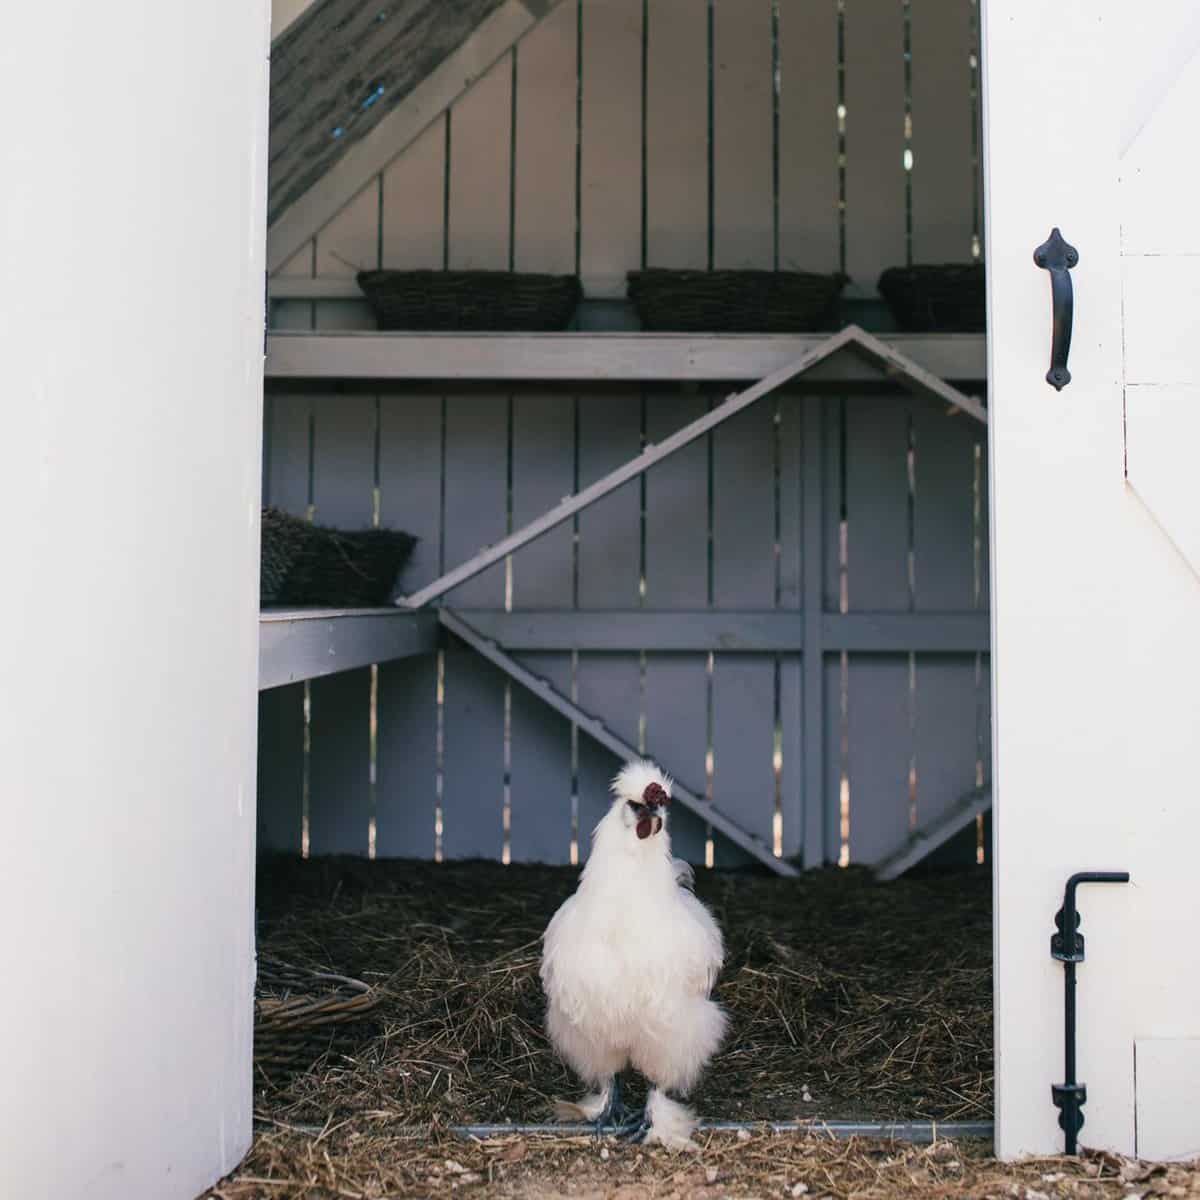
[627,800,642,815]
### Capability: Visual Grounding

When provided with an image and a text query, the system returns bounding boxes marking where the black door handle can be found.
[1033,228,1078,391]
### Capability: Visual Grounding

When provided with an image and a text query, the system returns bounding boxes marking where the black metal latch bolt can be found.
[1051,871,1131,1154]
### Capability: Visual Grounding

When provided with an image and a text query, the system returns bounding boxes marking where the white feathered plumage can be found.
[540,760,726,1149]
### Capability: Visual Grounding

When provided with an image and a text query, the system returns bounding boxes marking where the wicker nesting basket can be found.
[255,958,380,1071]
[877,263,986,332]
[356,269,582,331]
[261,507,417,608]
[626,268,847,333]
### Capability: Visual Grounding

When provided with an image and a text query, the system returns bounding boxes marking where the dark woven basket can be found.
[356,269,582,331]
[627,268,847,332]
[877,263,986,332]
[255,958,380,1072]
[261,507,417,607]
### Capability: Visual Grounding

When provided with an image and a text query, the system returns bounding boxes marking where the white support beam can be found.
[267,0,565,273]
[440,608,798,877]
[398,328,985,610]
[265,330,989,384]
[873,787,993,881]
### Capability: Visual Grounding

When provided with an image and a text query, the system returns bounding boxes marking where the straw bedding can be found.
[202,858,1198,1198]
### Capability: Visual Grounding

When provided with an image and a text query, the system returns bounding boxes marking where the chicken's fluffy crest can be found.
[610,759,673,805]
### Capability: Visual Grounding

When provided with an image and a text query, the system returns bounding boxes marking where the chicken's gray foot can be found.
[593,1075,629,1137]
[614,1109,650,1142]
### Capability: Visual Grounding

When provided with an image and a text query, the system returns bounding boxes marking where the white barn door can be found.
[0,2,270,1197]
[985,1,1200,1160]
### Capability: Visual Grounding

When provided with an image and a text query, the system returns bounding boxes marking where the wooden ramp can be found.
[873,786,993,881]
[441,608,798,877]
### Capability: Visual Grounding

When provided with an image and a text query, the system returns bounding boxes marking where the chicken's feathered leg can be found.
[554,1075,634,1136]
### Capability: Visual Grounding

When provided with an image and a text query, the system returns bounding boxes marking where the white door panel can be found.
[984,1,1200,1160]
[1119,45,1200,254]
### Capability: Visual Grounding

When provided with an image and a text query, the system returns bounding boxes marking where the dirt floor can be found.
[202,857,1198,1198]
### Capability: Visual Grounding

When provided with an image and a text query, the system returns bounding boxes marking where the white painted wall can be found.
[0,3,270,1198]
[984,0,1200,1160]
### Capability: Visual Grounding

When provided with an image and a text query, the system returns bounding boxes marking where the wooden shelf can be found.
[265,331,987,385]
[257,605,988,690]
[259,607,437,690]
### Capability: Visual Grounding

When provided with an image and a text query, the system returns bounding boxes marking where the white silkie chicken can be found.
[540,760,726,1150]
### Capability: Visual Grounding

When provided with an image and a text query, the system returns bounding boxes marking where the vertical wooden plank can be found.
[645,0,708,267]
[778,395,802,610]
[575,654,640,860]
[381,118,446,268]
[441,392,507,858]
[711,393,775,867]
[379,392,443,593]
[779,655,804,860]
[314,182,378,330]
[910,401,977,838]
[914,655,979,833]
[778,0,840,274]
[823,654,844,865]
[842,394,911,864]
[443,394,507,608]
[271,242,315,331]
[508,393,575,863]
[310,394,376,528]
[575,390,641,860]
[441,635,506,859]
[256,685,304,854]
[579,0,643,295]
[711,656,775,862]
[513,0,578,274]
[578,733,624,856]
[315,182,378,272]
[845,396,910,612]
[577,392,641,607]
[912,405,975,611]
[509,651,574,864]
[308,668,371,855]
[645,395,708,609]
[265,391,311,517]
[778,395,805,861]
[511,394,575,608]
[308,393,376,855]
[375,393,442,859]
[644,394,709,862]
[842,0,906,293]
[712,404,776,609]
[846,655,910,865]
[712,0,774,268]
[802,397,828,867]
[448,54,512,270]
[821,396,843,613]
[643,654,709,864]
[909,0,975,262]
[375,654,438,858]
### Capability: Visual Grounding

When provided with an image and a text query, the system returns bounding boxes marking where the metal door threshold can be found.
[452,1119,993,1142]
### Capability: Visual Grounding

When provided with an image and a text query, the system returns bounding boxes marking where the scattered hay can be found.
[202,859,1198,1198]
[248,857,991,1126]
[209,1125,1200,1200]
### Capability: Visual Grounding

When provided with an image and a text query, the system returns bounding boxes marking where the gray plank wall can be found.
[260,0,988,870]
